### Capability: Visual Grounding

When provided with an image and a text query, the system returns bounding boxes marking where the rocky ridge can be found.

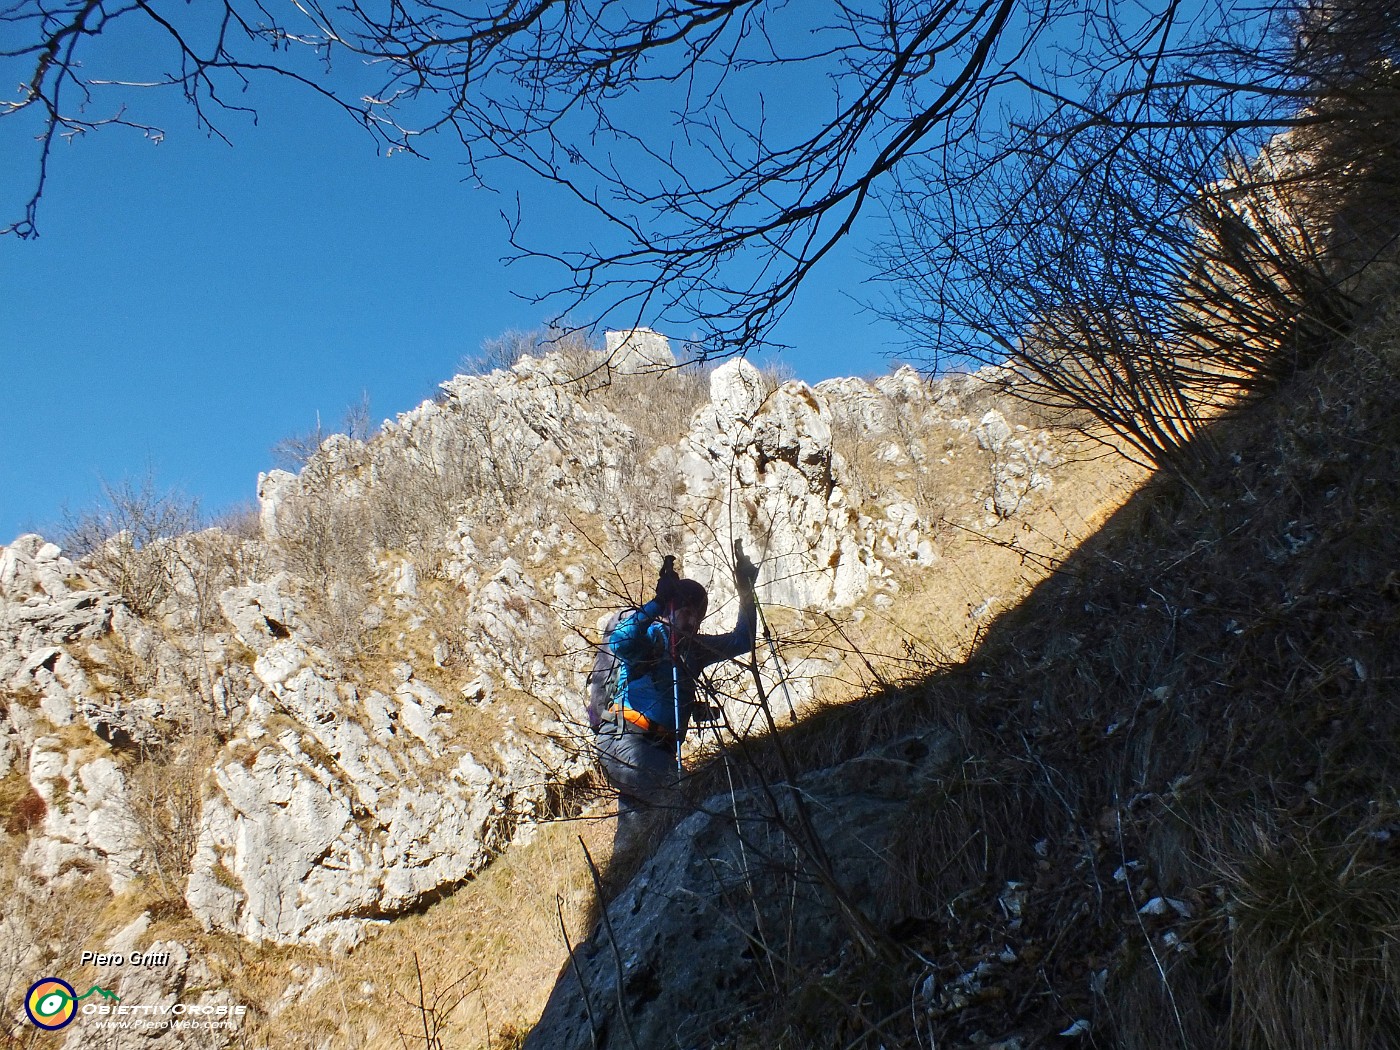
[1,334,1091,1045]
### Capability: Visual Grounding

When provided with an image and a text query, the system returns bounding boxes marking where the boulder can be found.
[525,729,957,1050]
[605,328,676,374]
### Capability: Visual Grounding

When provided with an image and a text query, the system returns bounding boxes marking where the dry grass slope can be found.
[664,316,1400,1048]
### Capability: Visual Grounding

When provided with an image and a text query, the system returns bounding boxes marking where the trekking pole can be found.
[734,540,797,724]
[662,554,683,777]
[672,658,683,776]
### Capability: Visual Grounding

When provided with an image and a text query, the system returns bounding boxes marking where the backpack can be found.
[585,610,626,731]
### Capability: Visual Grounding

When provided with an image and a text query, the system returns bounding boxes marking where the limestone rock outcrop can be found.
[1,537,146,889]
[525,728,958,1050]
[185,582,580,948]
[679,360,881,610]
[605,326,676,373]
[24,735,142,890]
[2,328,1070,954]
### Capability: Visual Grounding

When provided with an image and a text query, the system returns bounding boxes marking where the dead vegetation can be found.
[149,810,617,1050]
[18,317,1391,1048]
[661,315,1400,1049]
[18,238,1398,1049]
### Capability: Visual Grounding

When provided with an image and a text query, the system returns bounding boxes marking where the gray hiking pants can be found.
[595,725,681,851]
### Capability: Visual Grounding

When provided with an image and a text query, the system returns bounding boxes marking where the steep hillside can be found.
[0,335,1138,1047]
[527,317,1400,1049]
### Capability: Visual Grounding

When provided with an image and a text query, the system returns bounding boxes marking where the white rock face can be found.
[25,737,142,891]
[186,721,514,948]
[184,579,577,948]
[218,579,300,653]
[0,539,151,887]
[0,521,586,949]
[256,469,298,540]
[680,361,881,610]
[605,327,676,373]
[671,359,1061,612]
[378,350,639,518]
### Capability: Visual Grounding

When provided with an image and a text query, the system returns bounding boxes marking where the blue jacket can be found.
[608,596,756,741]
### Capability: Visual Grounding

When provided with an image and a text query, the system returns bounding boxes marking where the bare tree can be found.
[459,329,545,377]
[60,473,203,616]
[877,0,1400,478]
[272,394,374,471]
[8,1,1394,455]
[3,0,1149,355]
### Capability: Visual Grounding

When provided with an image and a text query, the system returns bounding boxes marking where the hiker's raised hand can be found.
[733,542,759,595]
[656,555,681,607]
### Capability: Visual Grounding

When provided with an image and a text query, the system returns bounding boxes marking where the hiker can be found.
[595,552,759,848]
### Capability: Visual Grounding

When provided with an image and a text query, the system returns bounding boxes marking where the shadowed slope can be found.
[533,320,1400,1048]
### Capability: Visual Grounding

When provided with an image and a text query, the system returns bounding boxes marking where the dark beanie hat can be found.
[676,578,708,614]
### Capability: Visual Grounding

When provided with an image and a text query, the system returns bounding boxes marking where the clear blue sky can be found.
[1,56,907,544]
